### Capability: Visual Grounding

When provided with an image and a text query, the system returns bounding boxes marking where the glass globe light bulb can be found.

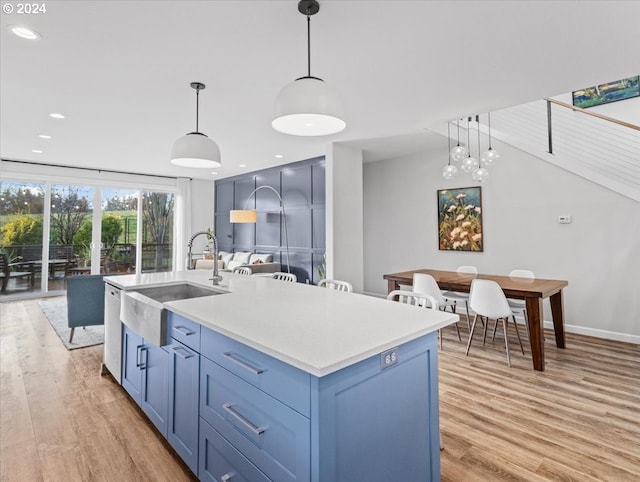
[481,148,500,165]
[471,166,489,182]
[450,145,468,162]
[442,164,458,180]
[460,155,478,173]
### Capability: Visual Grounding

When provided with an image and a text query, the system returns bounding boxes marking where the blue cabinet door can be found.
[167,338,200,475]
[121,325,143,401]
[140,342,169,437]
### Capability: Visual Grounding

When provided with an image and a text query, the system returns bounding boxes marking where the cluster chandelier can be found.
[442,114,499,182]
[272,0,345,136]
[170,82,221,168]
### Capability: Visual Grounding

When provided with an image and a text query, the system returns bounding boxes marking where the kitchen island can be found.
[104,271,458,482]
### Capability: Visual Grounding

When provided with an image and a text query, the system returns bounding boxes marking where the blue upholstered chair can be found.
[66,274,105,343]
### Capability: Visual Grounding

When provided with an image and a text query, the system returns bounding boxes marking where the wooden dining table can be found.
[383,269,569,371]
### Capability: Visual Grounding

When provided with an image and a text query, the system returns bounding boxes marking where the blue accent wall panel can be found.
[215,157,325,282]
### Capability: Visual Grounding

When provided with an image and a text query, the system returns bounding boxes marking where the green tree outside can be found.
[1,214,43,246]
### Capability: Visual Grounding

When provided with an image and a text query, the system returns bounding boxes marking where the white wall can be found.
[326,143,364,292]
[189,178,214,249]
[363,139,640,342]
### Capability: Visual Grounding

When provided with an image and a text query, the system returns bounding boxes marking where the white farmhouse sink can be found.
[120,282,226,346]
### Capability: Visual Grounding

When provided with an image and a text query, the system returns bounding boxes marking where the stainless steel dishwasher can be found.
[103,283,122,383]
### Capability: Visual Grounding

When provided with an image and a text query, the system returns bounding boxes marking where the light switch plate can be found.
[558,215,572,224]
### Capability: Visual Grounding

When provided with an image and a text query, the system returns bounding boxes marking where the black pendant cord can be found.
[456,119,461,147]
[195,88,200,133]
[466,117,471,158]
[307,14,311,77]
[477,115,482,162]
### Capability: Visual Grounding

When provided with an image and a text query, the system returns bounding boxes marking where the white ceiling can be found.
[1,0,638,180]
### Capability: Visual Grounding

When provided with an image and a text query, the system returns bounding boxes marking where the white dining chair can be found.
[232,266,252,276]
[504,269,534,339]
[272,271,297,282]
[318,279,353,292]
[466,279,525,367]
[413,273,461,348]
[442,265,478,328]
[386,289,445,450]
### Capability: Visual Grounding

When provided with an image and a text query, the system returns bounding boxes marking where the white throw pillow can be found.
[219,251,234,268]
[232,251,252,264]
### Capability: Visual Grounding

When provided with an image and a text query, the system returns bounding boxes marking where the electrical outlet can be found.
[380,347,398,370]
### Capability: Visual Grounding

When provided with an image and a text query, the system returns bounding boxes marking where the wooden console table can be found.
[383,269,568,371]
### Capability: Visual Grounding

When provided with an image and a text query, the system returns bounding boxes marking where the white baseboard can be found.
[363,291,639,344]
[542,321,640,344]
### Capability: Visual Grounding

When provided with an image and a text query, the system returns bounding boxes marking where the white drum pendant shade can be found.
[170,132,221,168]
[272,77,345,136]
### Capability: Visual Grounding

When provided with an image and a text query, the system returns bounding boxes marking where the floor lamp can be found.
[229,185,291,274]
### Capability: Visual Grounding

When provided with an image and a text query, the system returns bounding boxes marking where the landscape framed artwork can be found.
[438,187,483,251]
[572,75,639,109]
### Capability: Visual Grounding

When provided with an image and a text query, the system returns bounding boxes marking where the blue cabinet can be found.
[200,356,310,482]
[167,338,200,475]
[121,325,169,437]
[199,326,439,482]
[122,325,143,400]
[123,311,441,482]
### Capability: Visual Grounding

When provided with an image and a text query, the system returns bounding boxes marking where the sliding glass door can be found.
[0,181,45,296]
[48,184,94,290]
[101,188,138,274]
[1,176,176,298]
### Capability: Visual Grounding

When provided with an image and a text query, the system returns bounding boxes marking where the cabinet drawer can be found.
[200,358,310,482]
[199,417,270,482]
[201,326,310,417]
[167,312,201,351]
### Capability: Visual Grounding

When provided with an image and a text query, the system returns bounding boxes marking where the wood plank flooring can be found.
[1,300,639,481]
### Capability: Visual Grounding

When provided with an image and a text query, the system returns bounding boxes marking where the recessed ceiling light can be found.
[49,113,65,119]
[211,171,218,175]
[39,134,52,139]
[32,149,43,154]
[239,164,246,167]
[10,26,41,40]
[274,154,284,158]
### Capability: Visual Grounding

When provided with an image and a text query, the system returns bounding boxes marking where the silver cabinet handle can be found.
[222,352,264,374]
[222,403,266,436]
[172,345,195,359]
[220,473,234,482]
[136,345,144,368]
[174,325,195,336]
[139,346,147,370]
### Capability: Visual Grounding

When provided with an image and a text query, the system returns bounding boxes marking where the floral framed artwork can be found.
[438,187,483,251]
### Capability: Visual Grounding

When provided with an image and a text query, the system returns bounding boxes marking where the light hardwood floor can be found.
[1,300,638,481]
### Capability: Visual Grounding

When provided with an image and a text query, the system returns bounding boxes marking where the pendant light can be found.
[481,112,500,165]
[272,0,346,136]
[450,119,468,162]
[170,82,221,168]
[442,122,458,180]
[460,117,479,173]
[472,116,489,182]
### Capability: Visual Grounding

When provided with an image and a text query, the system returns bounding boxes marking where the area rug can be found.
[38,296,104,350]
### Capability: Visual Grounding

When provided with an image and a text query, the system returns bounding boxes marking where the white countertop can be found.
[105,271,458,377]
